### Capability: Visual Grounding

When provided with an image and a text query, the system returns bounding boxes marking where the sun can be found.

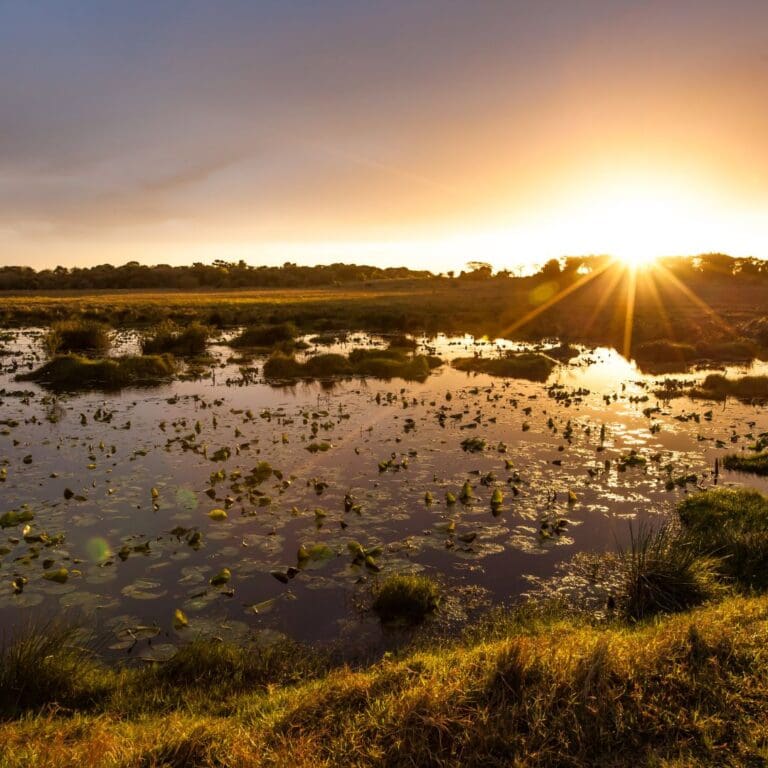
[616,250,658,270]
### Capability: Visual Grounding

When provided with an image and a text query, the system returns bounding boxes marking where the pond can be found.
[1,329,767,659]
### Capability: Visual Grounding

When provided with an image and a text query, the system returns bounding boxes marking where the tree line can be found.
[0,254,765,291]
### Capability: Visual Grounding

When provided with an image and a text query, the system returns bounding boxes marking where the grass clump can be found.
[230,321,298,349]
[678,487,768,588]
[141,321,209,356]
[0,624,110,716]
[44,319,110,356]
[18,353,175,391]
[723,451,768,475]
[263,348,440,382]
[453,352,557,381]
[617,523,721,621]
[688,373,768,401]
[372,573,440,624]
[634,339,697,363]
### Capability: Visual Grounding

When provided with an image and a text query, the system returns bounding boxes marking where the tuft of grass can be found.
[0,623,110,716]
[617,522,721,621]
[230,321,298,349]
[372,573,440,624]
[17,353,176,391]
[141,321,209,356]
[723,451,768,475]
[452,352,557,381]
[688,373,768,401]
[44,319,110,356]
[678,487,768,587]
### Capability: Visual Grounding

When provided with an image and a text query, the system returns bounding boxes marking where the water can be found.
[1,329,767,658]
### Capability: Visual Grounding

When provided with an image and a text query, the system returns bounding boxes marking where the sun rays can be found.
[499,255,733,364]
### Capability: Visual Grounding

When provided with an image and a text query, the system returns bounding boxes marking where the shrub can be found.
[372,573,440,624]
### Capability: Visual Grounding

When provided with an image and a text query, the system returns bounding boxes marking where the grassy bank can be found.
[3,597,768,766]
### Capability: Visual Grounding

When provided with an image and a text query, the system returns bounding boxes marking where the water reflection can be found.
[0,329,766,655]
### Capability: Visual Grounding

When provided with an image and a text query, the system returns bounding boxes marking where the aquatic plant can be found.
[688,373,768,401]
[263,348,440,381]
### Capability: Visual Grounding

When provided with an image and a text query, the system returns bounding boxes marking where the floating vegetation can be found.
[18,354,176,390]
[452,352,557,381]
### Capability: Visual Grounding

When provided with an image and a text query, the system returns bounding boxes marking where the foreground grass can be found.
[5,489,768,765]
[4,596,768,766]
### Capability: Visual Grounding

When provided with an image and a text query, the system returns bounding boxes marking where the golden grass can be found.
[4,596,768,766]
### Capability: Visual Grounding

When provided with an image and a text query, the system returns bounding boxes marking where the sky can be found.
[1,0,767,274]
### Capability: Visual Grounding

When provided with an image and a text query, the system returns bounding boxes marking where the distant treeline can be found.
[0,253,766,291]
[0,260,432,291]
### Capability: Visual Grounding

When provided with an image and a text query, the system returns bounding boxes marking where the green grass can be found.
[452,352,557,381]
[372,573,441,624]
[678,488,768,587]
[141,321,209,356]
[44,319,111,355]
[723,451,768,475]
[17,353,176,390]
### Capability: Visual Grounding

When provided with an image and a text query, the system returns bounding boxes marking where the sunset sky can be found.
[1,0,767,273]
